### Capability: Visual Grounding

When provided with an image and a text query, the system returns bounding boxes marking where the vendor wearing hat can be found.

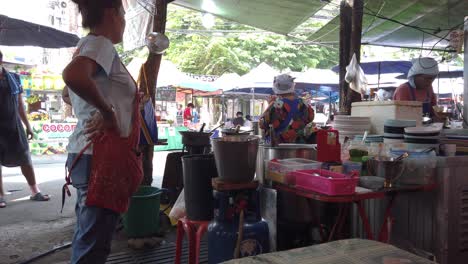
[393,57,439,116]
[259,74,314,143]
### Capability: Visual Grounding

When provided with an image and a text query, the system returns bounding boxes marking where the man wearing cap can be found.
[259,74,314,144]
[393,57,439,116]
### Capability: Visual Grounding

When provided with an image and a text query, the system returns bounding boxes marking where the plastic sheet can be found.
[169,190,186,221]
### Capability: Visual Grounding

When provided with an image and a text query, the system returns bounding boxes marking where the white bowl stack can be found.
[383,119,417,144]
[404,123,443,151]
[333,116,371,142]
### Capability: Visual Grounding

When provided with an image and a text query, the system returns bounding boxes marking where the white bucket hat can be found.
[408,57,439,79]
[273,74,296,95]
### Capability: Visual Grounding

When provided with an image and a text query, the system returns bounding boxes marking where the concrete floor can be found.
[0,151,171,264]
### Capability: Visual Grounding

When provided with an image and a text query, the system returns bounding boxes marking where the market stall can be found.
[120,1,468,264]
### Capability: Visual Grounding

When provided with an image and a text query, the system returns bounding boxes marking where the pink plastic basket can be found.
[292,169,358,196]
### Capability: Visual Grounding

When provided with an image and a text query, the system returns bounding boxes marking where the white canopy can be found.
[126,58,192,87]
[211,73,241,91]
[237,62,279,89]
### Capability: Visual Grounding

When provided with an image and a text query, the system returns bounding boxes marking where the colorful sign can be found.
[40,123,76,138]
[29,121,76,155]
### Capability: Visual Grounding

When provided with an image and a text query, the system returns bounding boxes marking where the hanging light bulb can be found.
[202,13,216,29]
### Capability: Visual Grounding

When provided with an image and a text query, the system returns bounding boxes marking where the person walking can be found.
[62,0,136,263]
[183,103,194,127]
[0,50,50,208]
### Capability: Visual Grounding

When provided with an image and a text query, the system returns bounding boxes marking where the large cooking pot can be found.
[179,131,212,146]
[212,136,259,183]
[256,144,317,184]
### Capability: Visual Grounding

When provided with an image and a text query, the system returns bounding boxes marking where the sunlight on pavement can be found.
[11,195,31,202]
[2,165,66,184]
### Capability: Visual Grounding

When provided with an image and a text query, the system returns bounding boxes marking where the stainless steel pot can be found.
[255,143,318,224]
[256,144,317,184]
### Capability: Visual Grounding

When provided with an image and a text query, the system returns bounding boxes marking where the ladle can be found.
[199,123,206,132]
[208,122,225,133]
[394,152,409,162]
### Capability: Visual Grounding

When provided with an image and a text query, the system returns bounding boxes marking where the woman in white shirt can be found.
[62,1,134,263]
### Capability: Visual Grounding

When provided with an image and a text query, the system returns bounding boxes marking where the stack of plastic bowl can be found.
[383,119,417,144]
[333,116,371,142]
[404,124,442,151]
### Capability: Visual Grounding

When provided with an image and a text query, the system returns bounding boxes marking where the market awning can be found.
[306,0,468,49]
[0,14,80,48]
[331,60,412,75]
[173,0,468,49]
[173,0,327,35]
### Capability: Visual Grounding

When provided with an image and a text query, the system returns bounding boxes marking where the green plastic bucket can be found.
[122,186,164,238]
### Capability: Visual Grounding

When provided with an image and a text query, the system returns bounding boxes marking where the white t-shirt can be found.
[67,35,136,154]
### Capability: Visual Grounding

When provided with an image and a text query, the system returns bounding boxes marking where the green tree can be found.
[164,6,339,75]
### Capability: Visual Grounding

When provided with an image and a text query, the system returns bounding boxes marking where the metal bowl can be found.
[367,157,405,185]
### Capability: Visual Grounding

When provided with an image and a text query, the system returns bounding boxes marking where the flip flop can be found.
[30,192,50,202]
[0,197,6,208]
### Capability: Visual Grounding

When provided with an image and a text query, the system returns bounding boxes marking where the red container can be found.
[292,169,358,196]
[317,129,341,163]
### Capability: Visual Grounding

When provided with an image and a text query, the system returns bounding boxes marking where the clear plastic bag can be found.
[169,190,186,220]
[345,53,368,95]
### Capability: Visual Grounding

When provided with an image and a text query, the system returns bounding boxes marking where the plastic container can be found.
[317,129,341,163]
[266,158,322,185]
[348,141,369,162]
[343,161,362,177]
[351,101,422,134]
[122,186,165,238]
[292,169,358,196]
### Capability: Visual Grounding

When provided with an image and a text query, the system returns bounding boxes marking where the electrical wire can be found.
[426,20,468,56]
[363,1,386,34]
[363,6,447,41]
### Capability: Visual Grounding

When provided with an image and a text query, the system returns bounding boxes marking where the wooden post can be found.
[339,1,352,113]
[139,0,169,186]
[347,0,364,112]
[339,0,364,114]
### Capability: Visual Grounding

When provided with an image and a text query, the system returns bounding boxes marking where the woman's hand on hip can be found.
[85,109,119,140]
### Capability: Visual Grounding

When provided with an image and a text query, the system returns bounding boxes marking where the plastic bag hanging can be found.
[345,53,368,95]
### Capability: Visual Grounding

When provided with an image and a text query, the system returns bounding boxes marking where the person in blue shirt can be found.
[192,108,200,124]
[0,50,50,208]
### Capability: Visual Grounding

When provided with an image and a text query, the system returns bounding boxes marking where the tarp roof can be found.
[0,14,79,48]
[173,0,327,35]
[173,0,468,49]
[309,0,468,49]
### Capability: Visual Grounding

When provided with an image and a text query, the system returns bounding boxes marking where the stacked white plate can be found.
[404,123,443,151]
[333,116,371,141]
[383,119,417,144]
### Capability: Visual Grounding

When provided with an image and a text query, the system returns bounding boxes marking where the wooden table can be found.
[223,238,436,264]
[274,183,437,243]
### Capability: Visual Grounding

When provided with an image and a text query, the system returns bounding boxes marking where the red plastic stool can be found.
[175,217,209,264]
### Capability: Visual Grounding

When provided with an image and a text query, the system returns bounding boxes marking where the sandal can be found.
[30,192,50,202]
[0,197,6,208]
